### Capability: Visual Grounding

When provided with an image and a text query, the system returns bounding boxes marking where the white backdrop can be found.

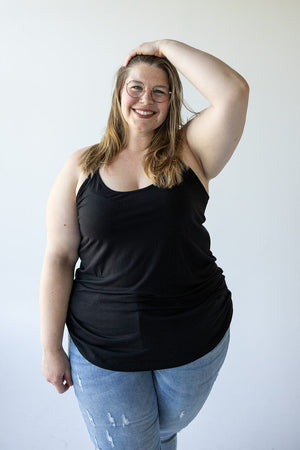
[1,0,300,449]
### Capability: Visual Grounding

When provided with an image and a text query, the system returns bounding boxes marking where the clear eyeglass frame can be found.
[126,81,172,103]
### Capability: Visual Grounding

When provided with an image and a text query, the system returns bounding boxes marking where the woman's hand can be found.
[42,348,73,394]
[123,39,168,66]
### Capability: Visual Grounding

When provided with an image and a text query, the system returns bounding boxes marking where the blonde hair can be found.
[80,55,187,188]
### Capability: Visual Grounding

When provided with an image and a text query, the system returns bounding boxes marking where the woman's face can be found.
[120,63,170,136]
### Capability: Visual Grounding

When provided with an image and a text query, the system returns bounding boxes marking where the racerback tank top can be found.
[66,167,233,371]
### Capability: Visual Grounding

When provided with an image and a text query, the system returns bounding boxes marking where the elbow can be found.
[219,75,249,110]
[236,76,250,101]
[226,76,249,112]
[44,249,79,269]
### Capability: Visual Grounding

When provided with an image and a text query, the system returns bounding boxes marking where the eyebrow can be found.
[128,80,169,88]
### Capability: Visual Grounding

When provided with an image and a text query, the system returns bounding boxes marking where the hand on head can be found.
[123,40,165,67]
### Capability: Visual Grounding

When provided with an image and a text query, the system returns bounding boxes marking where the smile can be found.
[133,109,156,118]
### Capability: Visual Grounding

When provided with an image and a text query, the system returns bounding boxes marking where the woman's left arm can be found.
[125,39,249,180]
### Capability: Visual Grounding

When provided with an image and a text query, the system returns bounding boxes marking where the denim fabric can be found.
[69,328,230,450]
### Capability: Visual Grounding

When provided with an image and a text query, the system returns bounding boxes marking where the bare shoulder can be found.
[64,146,90,174]
[47,146,91,204]
[61,146,91,195]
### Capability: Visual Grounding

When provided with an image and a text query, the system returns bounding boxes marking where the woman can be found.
[40,39,249,449]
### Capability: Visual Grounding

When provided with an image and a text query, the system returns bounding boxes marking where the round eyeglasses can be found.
[126,81,172,103]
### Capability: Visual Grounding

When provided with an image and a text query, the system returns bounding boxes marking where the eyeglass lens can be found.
[126,81,170,102]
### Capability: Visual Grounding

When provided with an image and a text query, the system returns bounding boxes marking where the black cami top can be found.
[66,167,233,371]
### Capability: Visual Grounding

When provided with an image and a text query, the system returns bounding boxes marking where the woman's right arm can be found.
[40,150,84,394]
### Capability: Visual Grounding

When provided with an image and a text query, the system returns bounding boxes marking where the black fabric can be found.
[66,167,233,371]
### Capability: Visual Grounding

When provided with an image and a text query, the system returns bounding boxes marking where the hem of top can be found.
[69,322,231,372]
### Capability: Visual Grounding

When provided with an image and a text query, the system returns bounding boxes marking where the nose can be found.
[140,88,154,103]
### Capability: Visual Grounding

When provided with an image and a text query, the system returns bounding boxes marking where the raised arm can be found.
[40,150,83,393]
[124,39,249,180]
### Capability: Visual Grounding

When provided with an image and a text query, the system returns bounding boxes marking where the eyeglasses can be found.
[126,80,172,103]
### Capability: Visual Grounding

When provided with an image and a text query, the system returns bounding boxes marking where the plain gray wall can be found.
[1,0,299,449]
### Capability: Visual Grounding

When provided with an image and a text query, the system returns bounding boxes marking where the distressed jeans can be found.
[69,328,230,450]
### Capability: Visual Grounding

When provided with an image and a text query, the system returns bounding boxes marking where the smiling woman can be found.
[40,39,249,450]
[80,52,186,190]
[120,64,170,134]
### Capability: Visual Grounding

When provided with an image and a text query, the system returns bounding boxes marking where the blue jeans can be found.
[69,329,230,450]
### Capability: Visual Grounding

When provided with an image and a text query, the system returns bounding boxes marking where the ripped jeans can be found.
[69,328,230,450]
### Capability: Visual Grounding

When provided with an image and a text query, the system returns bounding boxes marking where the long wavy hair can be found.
[80,55,187,188]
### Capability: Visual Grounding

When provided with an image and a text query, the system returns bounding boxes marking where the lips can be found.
[133,108,156,118]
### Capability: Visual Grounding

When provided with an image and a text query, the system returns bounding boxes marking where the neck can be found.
[125,129,153,153]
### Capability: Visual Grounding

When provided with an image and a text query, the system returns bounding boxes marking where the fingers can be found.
[64,366,74,389]
[123,41,162,67]
[42,349,73,394]
[54,378,70,394]
[49,372,73,394]
[123,47,143,67]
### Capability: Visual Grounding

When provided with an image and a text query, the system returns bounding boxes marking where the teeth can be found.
[135,110,154,116]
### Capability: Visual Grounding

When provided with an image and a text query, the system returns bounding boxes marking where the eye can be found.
[127,81,144,93]
[130,84,143,92]
[153,87,168,96]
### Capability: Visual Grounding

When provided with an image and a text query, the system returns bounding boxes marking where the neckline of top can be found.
[97,167,209,197]
[98,170,155,193]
